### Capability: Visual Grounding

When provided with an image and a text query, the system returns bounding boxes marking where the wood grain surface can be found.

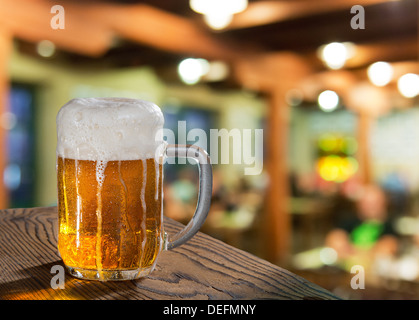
[0,206,339,300]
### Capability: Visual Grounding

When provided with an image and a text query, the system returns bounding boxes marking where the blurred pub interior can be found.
[0,0,419,299]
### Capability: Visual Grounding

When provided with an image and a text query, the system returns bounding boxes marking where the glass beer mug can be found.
[56,98,212,281]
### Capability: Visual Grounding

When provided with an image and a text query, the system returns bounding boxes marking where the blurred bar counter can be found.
[0,206,338,300]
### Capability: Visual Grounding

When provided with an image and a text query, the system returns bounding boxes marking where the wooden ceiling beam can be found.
[234,51,313,92]
[0,0,113,56]
[90,3,242,61]
[0,0,243,61]
[228,0,395,30]
[345,39,419,69]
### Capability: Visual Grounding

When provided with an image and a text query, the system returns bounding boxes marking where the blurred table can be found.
[0,206,338,300]
[290,197,335,250]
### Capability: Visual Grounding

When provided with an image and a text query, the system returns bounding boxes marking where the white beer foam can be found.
[56,98,164,161]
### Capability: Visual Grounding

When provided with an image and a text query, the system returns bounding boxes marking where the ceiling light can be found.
[319,42,355,70]
[178,58,210,85]
[190,0,247,15]
[203,61,230,82]
[318,90,339,112]
[367,62,393,87]
[398,73,419,98]
[203,13,233,30]
[190,0,247,30]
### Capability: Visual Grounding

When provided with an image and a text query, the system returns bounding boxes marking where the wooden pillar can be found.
[265,88,291,264]
[357,110,373,185]
[234,52,311,265]
[345,83,389,187]
[0,28,11,209]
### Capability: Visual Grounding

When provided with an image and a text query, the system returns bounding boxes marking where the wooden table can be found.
[0,206,339,300]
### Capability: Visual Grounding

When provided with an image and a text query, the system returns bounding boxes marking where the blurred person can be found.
[325,184,399,271]
[381,172,410,216]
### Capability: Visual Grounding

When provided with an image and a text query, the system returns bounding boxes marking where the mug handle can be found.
[164,144,213,250]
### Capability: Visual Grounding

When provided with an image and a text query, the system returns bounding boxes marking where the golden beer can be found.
[57,156,163,280]
[56,97,212,281]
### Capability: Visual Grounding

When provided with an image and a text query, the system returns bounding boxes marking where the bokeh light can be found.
[319,247,338,265]
[317,155,358,182]
[203,13,233,30]
[178,58,210,84]
[190,0,248,15]
[367,61,393,87]
[318,90,339,112]
[398,73,419,98]
[319,42,355,69]
[36,40,56,58]
[190,0,247,29]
